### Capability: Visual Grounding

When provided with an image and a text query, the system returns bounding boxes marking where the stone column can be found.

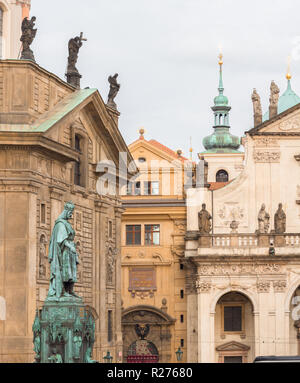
[197,281,212,362]
[114,205,124,363]
[93,200,109,361]
[274,281,287,355]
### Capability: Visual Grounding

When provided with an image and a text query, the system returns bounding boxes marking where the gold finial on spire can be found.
[286,55,292,80]
[138,127,145,139]
[218,44,223,66]
[189,136,193,160]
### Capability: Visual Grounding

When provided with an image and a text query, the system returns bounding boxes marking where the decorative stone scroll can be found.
[253,150,281,163]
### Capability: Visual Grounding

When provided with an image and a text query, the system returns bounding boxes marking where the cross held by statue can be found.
[79,32,87,43]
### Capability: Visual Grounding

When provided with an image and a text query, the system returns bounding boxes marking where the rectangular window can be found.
[224,306,242,332]
[180,314,184,323]
[180,263,184,270]
[180,290,184,299]
[126,225,141,245]
[108,310,113,343]
[180,339,184,347]
[134,182,141,195]
[143,181,159,195]
[127,182,133,195]
[145,225,160,246]
[224,356,243,363]
[41,203,46,224]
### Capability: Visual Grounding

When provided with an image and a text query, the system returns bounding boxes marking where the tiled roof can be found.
[147,139,188,162]
[208,181,230,191]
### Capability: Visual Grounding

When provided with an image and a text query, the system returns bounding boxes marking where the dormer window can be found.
[138,157,146,163]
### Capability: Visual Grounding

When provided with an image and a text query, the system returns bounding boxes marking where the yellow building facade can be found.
[121,131,190,363]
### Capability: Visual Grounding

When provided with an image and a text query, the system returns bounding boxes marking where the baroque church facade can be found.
[185,58,300,362]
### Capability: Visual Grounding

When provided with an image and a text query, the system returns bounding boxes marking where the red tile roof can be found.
[208,182,230,191]
[147,139,188,162]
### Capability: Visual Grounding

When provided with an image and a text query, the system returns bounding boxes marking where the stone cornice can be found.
[0,134,79,163]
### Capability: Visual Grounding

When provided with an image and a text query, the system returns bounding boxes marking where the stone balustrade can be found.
[184,231,300,248]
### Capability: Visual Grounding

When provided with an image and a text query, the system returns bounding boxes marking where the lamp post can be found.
[103,351,113,363]
[175,347,183,362]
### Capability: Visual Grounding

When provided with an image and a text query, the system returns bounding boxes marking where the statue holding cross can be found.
[66,32,87,88]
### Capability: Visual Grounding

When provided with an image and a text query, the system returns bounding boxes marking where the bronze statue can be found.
[198,203,212,234]
[66,33,87,88]
[20,16,37,62]
[258,203,270,233]
[274,203,286,234]
[107,73,120,110]
[47,202,80,300]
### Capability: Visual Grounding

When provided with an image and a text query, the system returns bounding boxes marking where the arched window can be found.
[0,7,3,59]
[216,169,229,182]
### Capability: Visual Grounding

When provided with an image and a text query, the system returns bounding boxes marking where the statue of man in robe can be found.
[67,36,83,74]
[274,203,286,234]
[270,81,280,107]
[107,73,120,110]
[47,201,80,300]
[198,203,212,234]
[20,16,37,61]
[252,88,262,115]
[258,203,270,233]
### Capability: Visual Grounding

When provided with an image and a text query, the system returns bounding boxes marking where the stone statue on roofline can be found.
[269,81,280,118]
[66,32,87,89]
[20,16,37,62]
[251,88,262,127]
[107,73,120,110]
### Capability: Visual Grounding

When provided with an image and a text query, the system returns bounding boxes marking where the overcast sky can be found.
[30,0,300,157]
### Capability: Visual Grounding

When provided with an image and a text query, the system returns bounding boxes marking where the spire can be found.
[218,52,224,94]
[201,51,240,154]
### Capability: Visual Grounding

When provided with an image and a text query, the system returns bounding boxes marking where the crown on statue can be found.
[64,201,75,212]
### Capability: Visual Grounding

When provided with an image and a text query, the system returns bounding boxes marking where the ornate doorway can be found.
[122,305,176,363]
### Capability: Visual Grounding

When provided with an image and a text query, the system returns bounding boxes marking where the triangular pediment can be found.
[216,341,250,352]
[129,139,185,167]
[247,104,300,136]
[35,89,135,169]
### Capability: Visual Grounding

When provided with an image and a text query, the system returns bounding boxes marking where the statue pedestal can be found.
[35,296,97,363]
[66,70,82,89]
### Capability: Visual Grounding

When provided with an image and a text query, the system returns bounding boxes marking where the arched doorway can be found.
[122,305,176,363]
[289,286,300,355]
[214,292,254,363]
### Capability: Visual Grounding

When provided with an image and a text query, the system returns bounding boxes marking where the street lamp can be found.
[175,347,183,362]
[103,351,113,363]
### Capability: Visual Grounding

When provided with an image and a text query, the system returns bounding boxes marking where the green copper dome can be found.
[202,57,241,154]
[203,127,240,153]
[262,79,300,122]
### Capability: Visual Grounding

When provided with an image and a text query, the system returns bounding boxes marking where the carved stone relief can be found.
[257,281,271,293]
[217,203,245,227]
[198,263,282,276]
[253,150,281,163]
[273,280,287,292]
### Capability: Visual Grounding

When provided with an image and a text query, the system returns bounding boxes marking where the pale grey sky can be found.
[31,0,300,156]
